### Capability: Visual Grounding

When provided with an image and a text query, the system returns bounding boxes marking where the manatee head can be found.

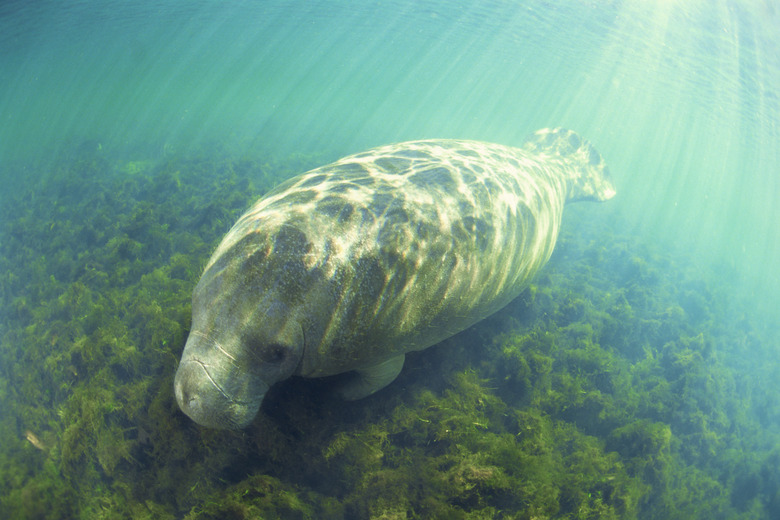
[174,230,309,429]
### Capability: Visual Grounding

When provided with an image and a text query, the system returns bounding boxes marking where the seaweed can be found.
[1,143,779,519]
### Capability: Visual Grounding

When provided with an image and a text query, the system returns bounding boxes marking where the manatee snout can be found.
[174,272,306,429]
[174,346,267,430]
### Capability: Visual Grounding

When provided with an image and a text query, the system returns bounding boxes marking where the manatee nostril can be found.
[186,387,203,408]
[179,384,196,406]
[174,360,205,412]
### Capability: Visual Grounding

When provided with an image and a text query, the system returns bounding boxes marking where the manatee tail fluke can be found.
[522,128,616,202]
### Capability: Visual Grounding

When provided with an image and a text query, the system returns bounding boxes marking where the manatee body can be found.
[174,128,615,429]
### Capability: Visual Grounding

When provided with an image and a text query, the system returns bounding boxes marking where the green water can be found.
[1,1,778,518]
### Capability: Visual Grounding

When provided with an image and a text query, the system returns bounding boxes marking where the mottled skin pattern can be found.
[174,128,615,429]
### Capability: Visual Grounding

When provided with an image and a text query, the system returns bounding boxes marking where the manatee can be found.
[174,128,615,429]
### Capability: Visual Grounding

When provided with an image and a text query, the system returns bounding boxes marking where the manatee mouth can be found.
[174,358,265,429]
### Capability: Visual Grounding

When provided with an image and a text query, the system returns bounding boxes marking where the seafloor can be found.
[0,145,778,519]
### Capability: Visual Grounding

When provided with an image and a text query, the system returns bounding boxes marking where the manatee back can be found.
[282,139,571,377]
[214,135,613,380]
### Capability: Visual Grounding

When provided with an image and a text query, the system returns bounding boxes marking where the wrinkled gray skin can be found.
[174,128,616,429]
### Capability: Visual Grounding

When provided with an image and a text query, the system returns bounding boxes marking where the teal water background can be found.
[1,0,780,518]
[2,0,778,312]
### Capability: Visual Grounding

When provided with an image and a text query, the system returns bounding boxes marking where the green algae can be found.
[0,145,779,519]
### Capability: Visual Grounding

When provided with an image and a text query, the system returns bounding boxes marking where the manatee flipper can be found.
[338,355,405,400]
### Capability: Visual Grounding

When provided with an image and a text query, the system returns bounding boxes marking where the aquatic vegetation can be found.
[0,145,778,519]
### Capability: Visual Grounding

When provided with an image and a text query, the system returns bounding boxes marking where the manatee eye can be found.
[262,344,288,364]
